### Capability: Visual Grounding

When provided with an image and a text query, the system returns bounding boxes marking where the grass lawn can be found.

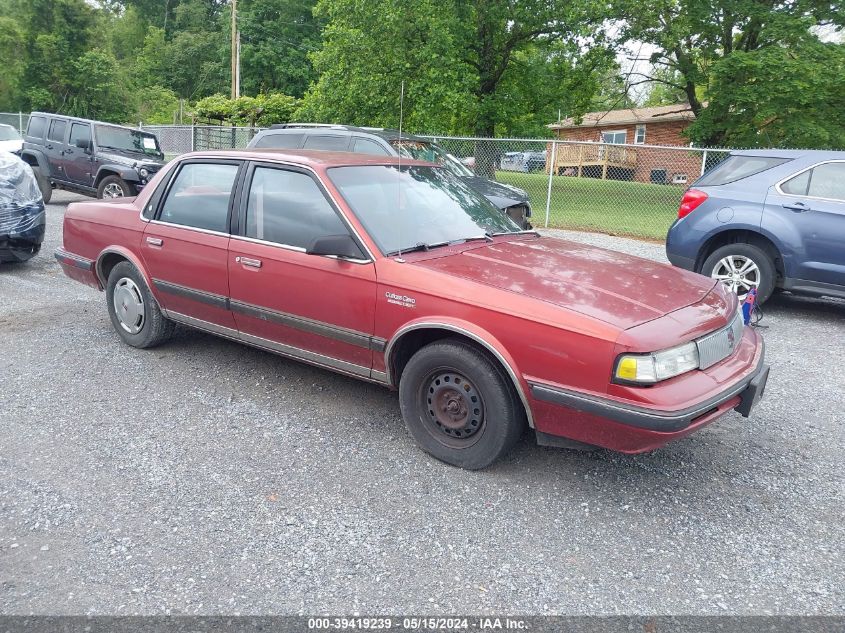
[496,171,684,240]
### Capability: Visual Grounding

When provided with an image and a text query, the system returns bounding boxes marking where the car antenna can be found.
[395,80,405,262]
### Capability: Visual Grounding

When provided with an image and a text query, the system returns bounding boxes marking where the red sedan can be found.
[56,150,769,469]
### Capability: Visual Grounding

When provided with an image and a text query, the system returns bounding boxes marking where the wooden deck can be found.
[550,143,637,179]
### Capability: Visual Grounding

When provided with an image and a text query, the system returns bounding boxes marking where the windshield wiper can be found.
[385,241,450,257]
[454,234,494,244]
[490,229,541,237]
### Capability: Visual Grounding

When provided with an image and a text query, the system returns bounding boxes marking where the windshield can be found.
[94,125,162,157]
[0,126,21,141]
[390,140,473,177]
[328,165,521,256]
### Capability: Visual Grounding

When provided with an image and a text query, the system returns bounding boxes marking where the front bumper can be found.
[529,330,769,453]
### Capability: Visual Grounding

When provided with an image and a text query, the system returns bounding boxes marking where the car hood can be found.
[97,150,164,167]
[460,175,530,207]
[410,237,721,330]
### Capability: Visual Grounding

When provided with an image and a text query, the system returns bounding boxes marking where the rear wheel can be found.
[398,338,525,469]
[701,243,776,304]
[32,167,52,204]
[106,261,173,348]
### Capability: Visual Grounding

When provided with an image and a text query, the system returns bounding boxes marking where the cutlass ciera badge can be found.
[385,291,416,308]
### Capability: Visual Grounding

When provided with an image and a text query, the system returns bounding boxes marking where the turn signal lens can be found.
[678,189,708,219]
[614,342,700,384]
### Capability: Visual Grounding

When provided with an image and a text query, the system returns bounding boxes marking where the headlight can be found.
[614,341,700,384]
[139,167,149,178]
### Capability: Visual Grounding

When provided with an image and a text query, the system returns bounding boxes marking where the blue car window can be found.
[807,163,845,202]
[781,169,811,196]
[697,155,791,186]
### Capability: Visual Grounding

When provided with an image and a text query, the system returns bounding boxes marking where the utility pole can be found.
[231,0,240,99]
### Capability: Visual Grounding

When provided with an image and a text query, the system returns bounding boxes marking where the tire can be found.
[105,261,174,348]
[33,167,52,204]
[97,175,133,199]
[701,242,776,304]
[398,338,526,470]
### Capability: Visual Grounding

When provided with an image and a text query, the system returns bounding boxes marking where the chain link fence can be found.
[137,125,262,160]
[426,136,732,240]
[0,112,29,133]
[4,113,741,241]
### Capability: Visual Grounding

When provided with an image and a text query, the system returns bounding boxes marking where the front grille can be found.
[696,311,744,369]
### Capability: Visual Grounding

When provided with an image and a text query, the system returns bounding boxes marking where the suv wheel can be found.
[701,243,776,304]
[33,167,52,204]
[398,338,526,470]
[98,175,133,199]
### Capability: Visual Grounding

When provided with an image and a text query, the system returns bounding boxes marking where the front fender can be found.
[96,164,140,184]
[19,149,48,171]
[384,316,535,428]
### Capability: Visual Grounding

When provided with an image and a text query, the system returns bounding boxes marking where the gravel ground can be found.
[0,191,843,616]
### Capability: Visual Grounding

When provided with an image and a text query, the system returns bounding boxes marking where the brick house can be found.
[547,104,700,185]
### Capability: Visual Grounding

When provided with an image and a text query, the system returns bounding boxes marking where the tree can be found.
[691,42,845,148]
[238,0,322,98]
[616,0,845,144]
[0,16,26,110]
[300,0,613,174]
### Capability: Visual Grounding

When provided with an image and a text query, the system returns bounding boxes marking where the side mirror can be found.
[306,234,365,260]
[75,138,92,153]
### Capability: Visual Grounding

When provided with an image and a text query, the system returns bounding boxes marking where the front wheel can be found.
[398,338,526,469]
[97,175,133,199]
[106,261,174,348]
[701,243,776,304]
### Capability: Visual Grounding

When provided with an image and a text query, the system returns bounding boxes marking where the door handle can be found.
[45,144,53,150]
[235,256,262,268]
[782,201,811,212]
[146,236,163,246]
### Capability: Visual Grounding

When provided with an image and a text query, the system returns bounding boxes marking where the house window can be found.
[601,130,627,144]
[635,124,646,144]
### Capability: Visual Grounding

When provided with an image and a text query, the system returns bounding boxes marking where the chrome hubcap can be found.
[113,277,145,334]
[103,183,124,198]
[711,255,760,299]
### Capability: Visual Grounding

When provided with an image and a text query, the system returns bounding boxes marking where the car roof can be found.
[28,112,154,133]
[263,123,427,143]
[731,149,845,159]
[180,148,438,168]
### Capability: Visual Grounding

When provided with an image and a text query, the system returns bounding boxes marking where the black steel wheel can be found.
[399,338,525,469]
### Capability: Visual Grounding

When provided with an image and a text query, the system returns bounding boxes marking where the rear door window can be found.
[696,155,791,186]
[158,162,240,233]
[806,163,845,202]
[48,119,67,143]
[302,135,350,151]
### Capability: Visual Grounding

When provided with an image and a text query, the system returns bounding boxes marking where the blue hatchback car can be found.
[666,150,845,304]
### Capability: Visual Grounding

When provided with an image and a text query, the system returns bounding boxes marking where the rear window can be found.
[696,155,791,187]
[27,116,47,138]
[254,132,303,149]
